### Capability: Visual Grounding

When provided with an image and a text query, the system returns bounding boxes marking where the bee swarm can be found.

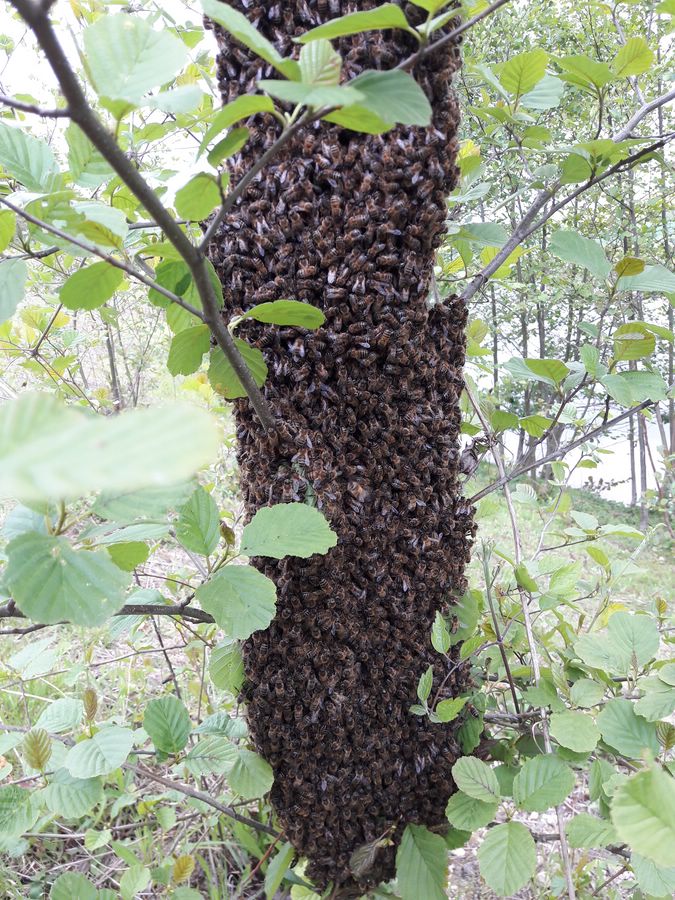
[206,1,475,892]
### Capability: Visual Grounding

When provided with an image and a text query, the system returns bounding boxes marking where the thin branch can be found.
[464,382,576,900]
[0,602,215,630]
[0,197,202,318]
[469,385,673,503]
[398,0,514,71]
[128,764,279,837]
[613,86,675,141]
[0,91,68,117]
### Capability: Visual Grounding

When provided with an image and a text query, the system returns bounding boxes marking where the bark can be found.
[206,2,473,892]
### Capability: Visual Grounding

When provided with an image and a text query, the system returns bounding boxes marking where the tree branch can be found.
[469,385,673,503]
[11,0,276,433]
[398,0,515,71]
[0,197,202,318]
[128,764,280,837]
[0,91,68,117]
[0,602,215,634]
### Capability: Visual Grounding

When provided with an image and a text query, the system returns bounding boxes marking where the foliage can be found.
[0,0,672,898]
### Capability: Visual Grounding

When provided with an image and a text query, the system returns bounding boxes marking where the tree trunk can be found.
[206,2,473,893]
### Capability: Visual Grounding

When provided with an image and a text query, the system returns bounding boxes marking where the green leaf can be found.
[201,0,299,79]
[209,640,245,694]
[570,679,604,708]
[106,542,150,572]
[521,75,564,110]
[0,122,60,191]
[241,503,337,559]
[208,339,268,399]
[167,325,211,377]
[477,822,536,897]
[615,256,645,277]
[575,612,659,673]
[175,173,221,220]
[632,854,675,898]
[185,736,237,776]
[597,699,659,758]
[435,697,467,723]
[605,611,660,667]
[265,842,296,900]
[176,486,220,557]
[514,562,538,592]
[0,392,219,502]
[611,765,675,868]
[207,127,250,166]
[396,824,448,900]
[451,757,500,802]
[200,95,276,154]
[417,665,433,703]
[513,755,575,812]
[148,260,192,308]
[613,322,656,360]
[612,37,654,77]
[297,4,414,43]
[50,873,97,900]
[299,40,342,85]
[0,209,15,252]
[523,358,570,385]
[549,711,600,752]
[635,678,675,722]
[36,698,84,734]
[549,229,611,279]
[229,749,273,799]
[42,769,104,818]
[83,15,188,105]
[498,49,549,97]
[349,70,433,127]
[144,696,191,755]
[566,813,617,849]
[557,54,615,89]
[5,533,129,626]
[66,123,113,188]
[0,785,39,838]
[431,611,451,655]
[120,866,151,900]
[59,262,125,311]
[144,85,203,114]
[617,264,675,293]
[601,373,635,407]
[0,258,28,324]
[258,80,363,109]
[64,726,135,778]
[196,565,277,639]
[240,300,326,329]
[445,792,498,830]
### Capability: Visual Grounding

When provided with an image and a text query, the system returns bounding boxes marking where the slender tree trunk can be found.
[638,414,649,530]
[206,4,472,892]
[629,413,638,508]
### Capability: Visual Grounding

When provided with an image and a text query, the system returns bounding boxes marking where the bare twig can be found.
[0,197,201,318]
[128,764,279,837]
[0,91,68,117]
[469,385,673,503]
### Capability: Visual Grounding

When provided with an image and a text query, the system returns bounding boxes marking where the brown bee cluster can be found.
[206,1,475,892]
